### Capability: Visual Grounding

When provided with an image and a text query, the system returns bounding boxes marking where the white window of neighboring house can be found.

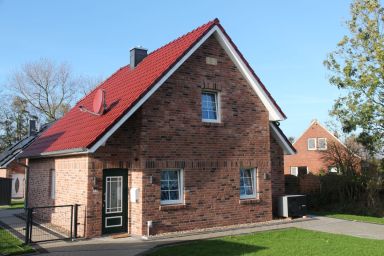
[50,170,56,200]
[160,169,183,205]
[202,91,220,122]
[308,138,316,150]
[317,138,327,150]
[240,168,257,199]
[290,167,298,176]
[329,166,338,173]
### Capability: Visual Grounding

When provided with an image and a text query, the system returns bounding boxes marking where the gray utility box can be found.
[277,195,307,218]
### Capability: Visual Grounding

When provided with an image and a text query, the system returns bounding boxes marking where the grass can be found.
[314,211,384,225]
[0,200,24,210]
[147,228,384,256]
[0,228,34,255]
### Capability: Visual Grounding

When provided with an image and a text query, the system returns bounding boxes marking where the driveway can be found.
[28,216,384,255]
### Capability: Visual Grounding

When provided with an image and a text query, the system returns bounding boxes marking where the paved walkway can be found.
[31,216,384,256]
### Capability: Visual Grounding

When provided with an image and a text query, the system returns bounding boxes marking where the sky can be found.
[0,0,352,138]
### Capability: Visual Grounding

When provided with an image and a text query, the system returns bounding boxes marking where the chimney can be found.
[29,119,37,136]
[130,47,148,68]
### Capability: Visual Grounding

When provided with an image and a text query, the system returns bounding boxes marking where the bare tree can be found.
[321,139,362,176]
[9,59,81,121]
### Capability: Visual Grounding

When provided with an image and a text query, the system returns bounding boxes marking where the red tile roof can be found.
[21,18,285,157]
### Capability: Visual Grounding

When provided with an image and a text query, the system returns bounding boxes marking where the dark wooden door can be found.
[102,169,128,234]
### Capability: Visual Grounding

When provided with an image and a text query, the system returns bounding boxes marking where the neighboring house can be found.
[0,120,47,198]
[20,19,295,238]
[284,120,359,176]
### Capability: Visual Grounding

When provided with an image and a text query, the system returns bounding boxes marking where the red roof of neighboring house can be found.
[21,18,286,157]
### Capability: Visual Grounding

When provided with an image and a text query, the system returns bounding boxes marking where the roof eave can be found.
[270,122,296,155]
[21,148,89,159]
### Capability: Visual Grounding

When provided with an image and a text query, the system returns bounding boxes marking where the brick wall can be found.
[270,132,285,214]
[28,156,88,237]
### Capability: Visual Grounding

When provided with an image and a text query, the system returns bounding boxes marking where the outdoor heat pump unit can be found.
[277,195,307,218]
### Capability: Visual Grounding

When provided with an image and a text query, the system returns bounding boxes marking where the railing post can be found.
[70,205,74,240]
[25,208,32,244]
[73,204,79,240]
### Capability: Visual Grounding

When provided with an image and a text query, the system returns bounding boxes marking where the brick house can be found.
[284,120,360,176]
[20,19,295,238]
[0,120,44,198]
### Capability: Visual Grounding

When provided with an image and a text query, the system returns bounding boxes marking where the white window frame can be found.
[329,166,338,173]
[290,167,298,176]
[317,138,327,150]
[240,168,257,200]
[160,169,184,205]
[50,170,56,200]
[202,90,221,123]
[307,138,317,150]
[105,216,123,228]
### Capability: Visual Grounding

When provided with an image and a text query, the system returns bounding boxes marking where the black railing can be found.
[25,204,80,243]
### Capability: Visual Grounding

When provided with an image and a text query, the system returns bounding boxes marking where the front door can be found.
[102,169,128,234]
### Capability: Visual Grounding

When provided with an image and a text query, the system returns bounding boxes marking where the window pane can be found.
[168,170,178,180]
[202,92,218,120]
[161,191,169,201]
[240,169,256,198]
[169,191,179,200]
[318,138,327,149]
[161,170,181,203]
[106,176,123,213]
[308,138,316,149]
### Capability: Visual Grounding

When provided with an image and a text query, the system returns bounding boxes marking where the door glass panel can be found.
[106,176,123,213]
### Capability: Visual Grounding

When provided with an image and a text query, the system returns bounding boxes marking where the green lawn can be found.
[0,228,34,255]
[147,228,384,256]
[0,200,24,210]
[314,211,384,225]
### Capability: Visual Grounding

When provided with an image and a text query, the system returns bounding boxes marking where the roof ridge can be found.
[147,18,218,57]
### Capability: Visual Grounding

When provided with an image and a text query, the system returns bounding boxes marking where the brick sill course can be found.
[159,204,187,211]
[239,199,261,205]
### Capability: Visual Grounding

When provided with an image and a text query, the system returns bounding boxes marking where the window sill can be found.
[202,121,224,127]
[239,198,260,205]
[159,204,187,211]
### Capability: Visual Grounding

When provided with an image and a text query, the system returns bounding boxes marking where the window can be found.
[290,167,298,176]
[329,166,338,173]
[105,176,123,213]
[160,170,183,205]
[202,91,220,122]
[317,138,327,150]
[240,168,257,199]
[307,138,316,150]
[50,170,56,199]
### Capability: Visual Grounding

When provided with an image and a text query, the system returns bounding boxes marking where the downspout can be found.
[16,159,30,210]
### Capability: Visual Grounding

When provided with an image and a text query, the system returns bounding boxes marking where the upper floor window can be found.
[160,169,183,205]
[240,168,257,199]
[317,138,327,150]
[202,91,220,122]
[308,138,316,150]
[308,138,327,150]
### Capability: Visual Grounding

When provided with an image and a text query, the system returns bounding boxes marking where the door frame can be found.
[102,168,128,235]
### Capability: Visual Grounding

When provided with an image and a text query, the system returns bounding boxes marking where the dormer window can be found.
[202,91,220,122]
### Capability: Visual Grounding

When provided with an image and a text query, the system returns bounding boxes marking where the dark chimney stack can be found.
[29,119,37,136]
[130,47,148,68]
